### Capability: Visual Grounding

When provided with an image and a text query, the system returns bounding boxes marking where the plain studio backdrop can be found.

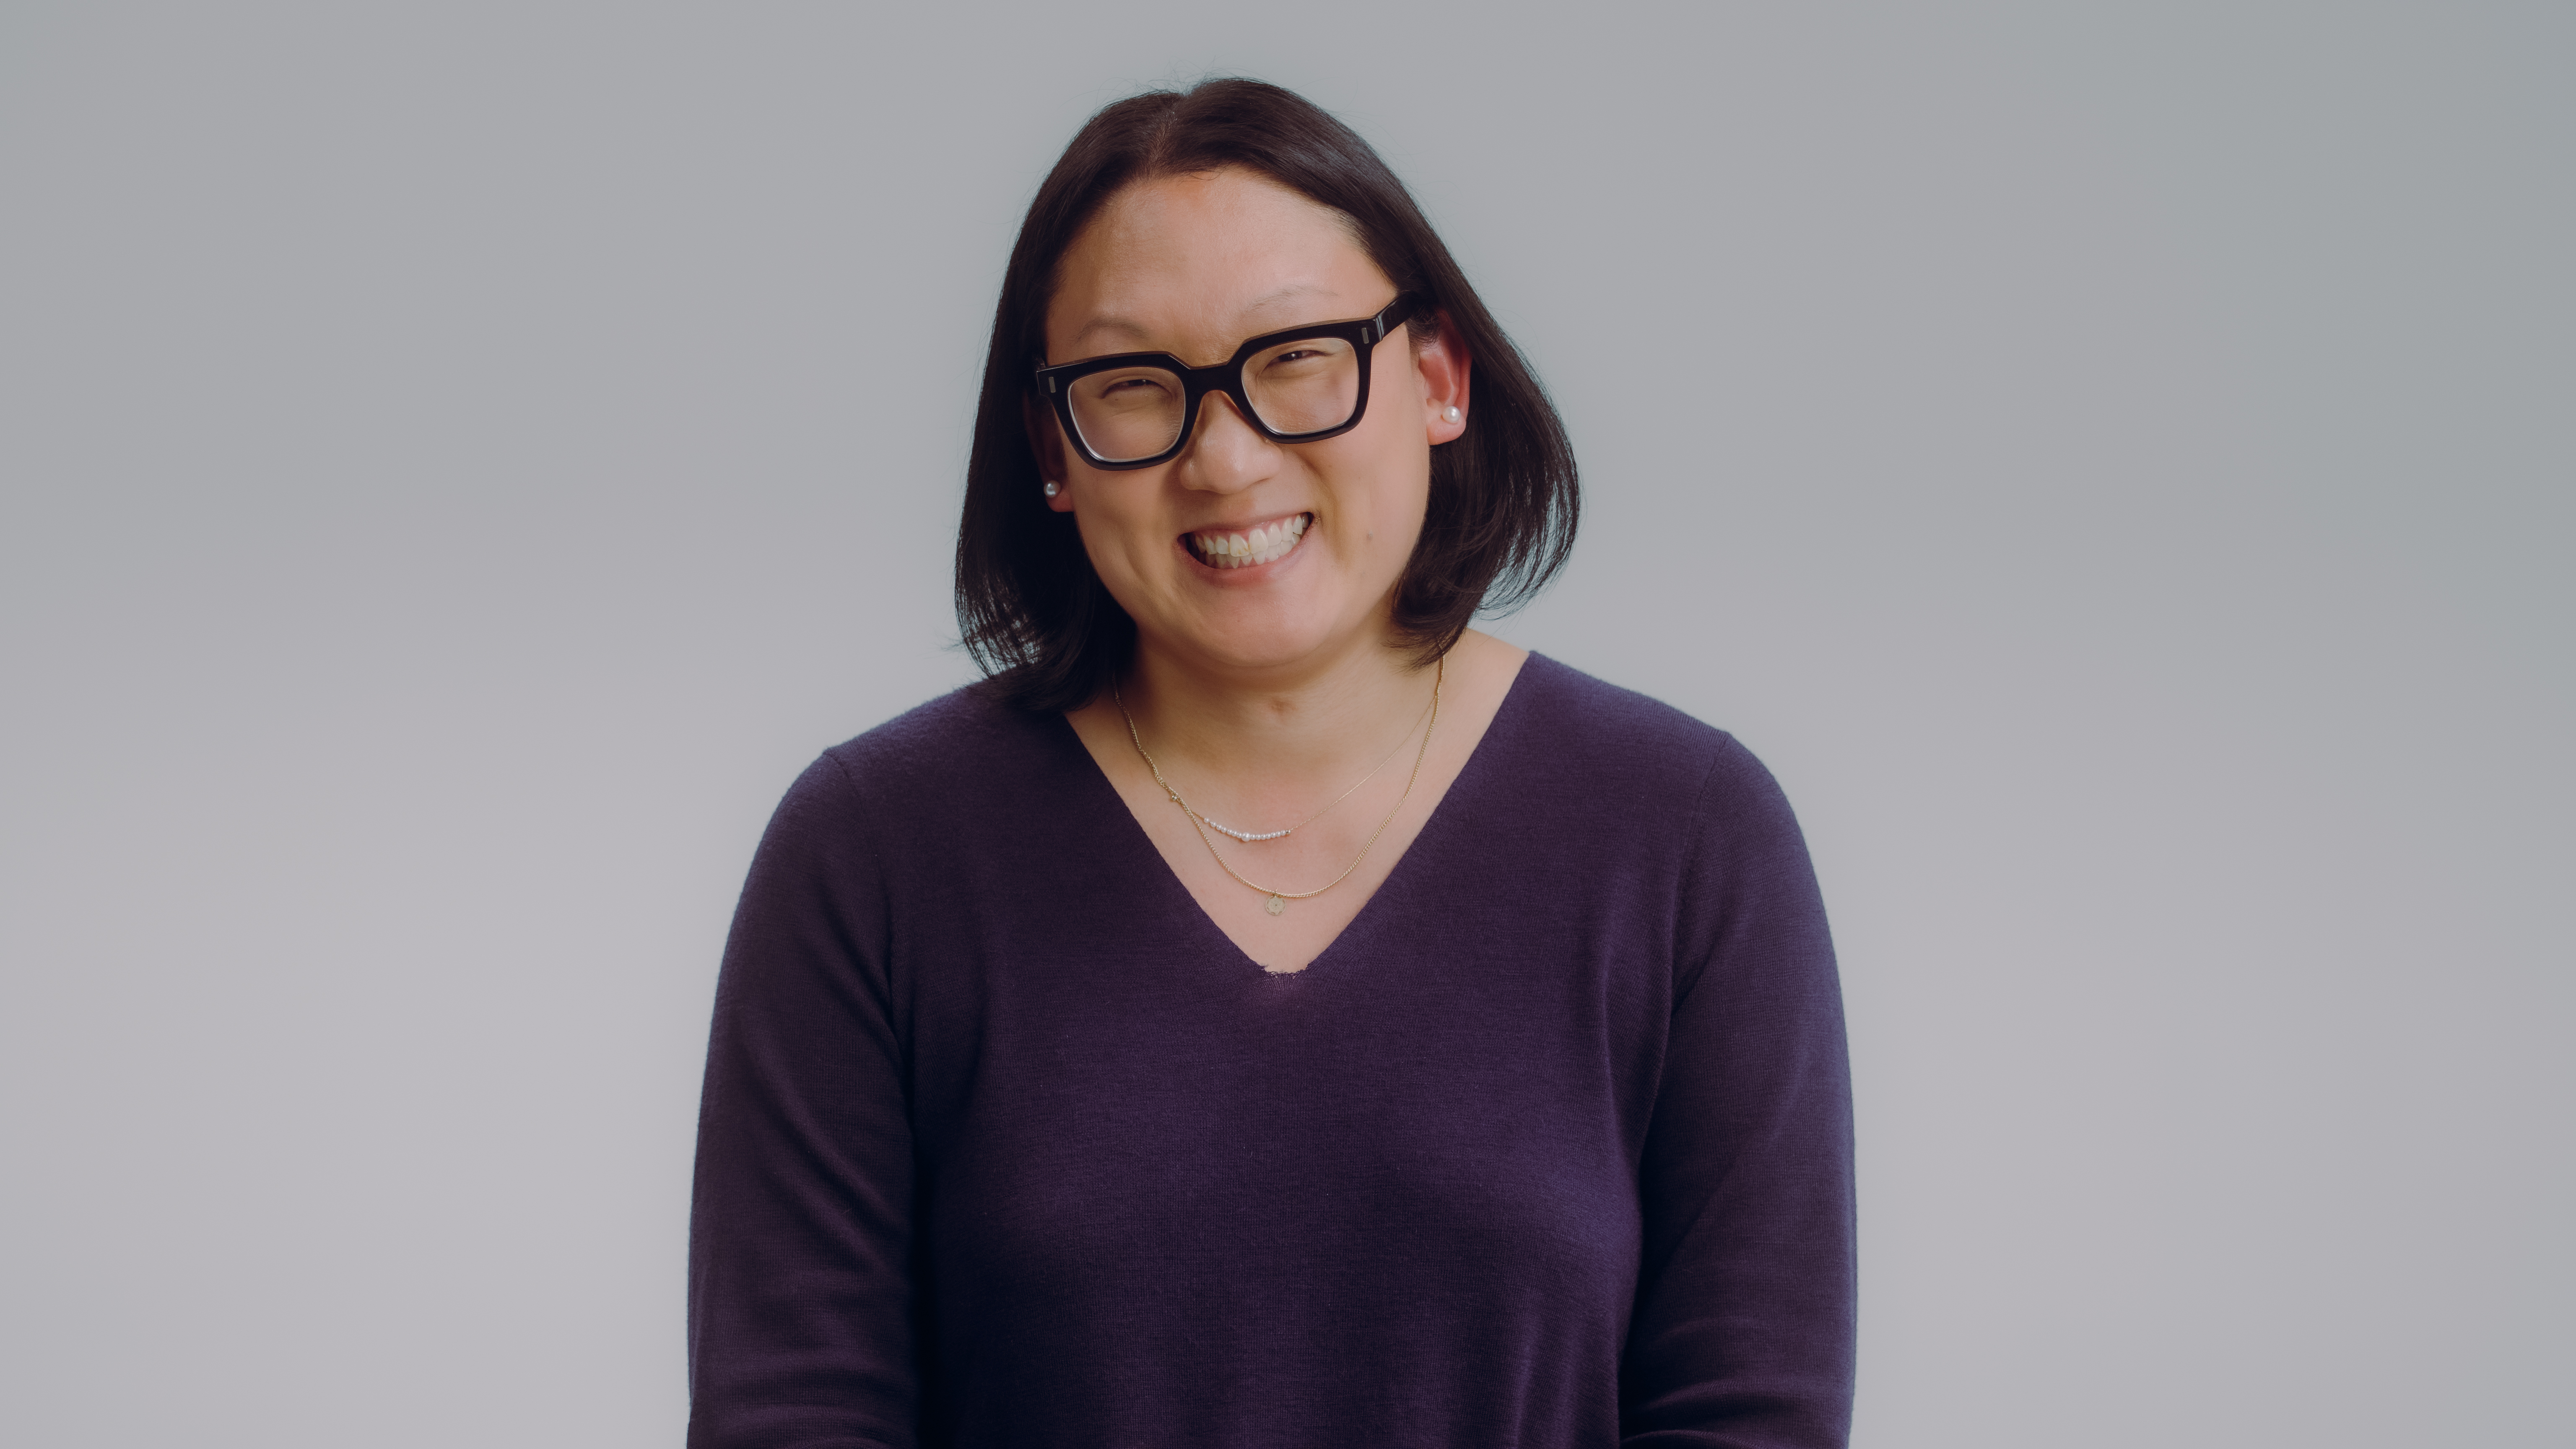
[3,3,2568,1444]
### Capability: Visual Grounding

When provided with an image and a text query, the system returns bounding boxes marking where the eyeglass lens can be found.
[1065,335,1361,464]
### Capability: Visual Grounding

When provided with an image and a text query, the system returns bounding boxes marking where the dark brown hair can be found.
[955,78,1579,712]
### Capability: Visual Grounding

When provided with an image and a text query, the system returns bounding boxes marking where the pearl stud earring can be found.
[1442,405,1461,423]
[1043,481,1060,497]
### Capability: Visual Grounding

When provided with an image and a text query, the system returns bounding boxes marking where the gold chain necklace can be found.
[1116,657,1442,916]
[1169,690,1433,843]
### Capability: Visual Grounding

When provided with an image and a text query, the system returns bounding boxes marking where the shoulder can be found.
[1489,655,1812,916]
[1501,658,1827,991]
[823,682,1059,785]
[767,683,1078,846]
[1501,654,1787,819]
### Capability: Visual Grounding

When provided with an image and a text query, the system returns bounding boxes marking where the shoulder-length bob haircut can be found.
[956,78,1578,713]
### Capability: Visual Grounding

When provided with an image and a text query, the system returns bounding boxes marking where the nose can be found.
[1173,390,1280,494]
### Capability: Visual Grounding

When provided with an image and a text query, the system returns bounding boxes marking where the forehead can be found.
[1046,168,1393,362]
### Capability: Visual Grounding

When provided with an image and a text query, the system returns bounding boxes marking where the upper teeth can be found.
[1193,514,1309,568]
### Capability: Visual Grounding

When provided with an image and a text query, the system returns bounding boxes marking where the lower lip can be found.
[1182,518,1310,578]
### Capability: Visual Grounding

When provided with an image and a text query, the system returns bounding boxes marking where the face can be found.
[1036,167,1469,680]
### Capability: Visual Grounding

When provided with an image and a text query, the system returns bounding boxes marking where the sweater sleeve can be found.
[1620,739,1858,1448]
[688,753,919,1449]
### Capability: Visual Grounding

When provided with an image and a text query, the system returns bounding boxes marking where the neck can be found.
[1114,626,1438,792]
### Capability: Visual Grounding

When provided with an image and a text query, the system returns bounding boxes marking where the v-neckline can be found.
[1055,653,1546,978]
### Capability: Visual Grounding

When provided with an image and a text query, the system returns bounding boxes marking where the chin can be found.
[1186,625,1343,674]
[1164,597,1359,673]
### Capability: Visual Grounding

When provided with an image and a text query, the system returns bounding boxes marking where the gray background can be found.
[3,3,2568,1444]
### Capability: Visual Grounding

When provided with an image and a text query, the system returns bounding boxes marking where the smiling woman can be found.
[686,79,1855,1449]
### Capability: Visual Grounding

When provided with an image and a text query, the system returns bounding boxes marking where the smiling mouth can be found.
[1184,512,1311,569]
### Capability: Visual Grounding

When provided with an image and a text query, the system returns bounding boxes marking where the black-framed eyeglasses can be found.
[1034,294,1420,471]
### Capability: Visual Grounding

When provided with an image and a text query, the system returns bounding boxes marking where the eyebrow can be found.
[1069,284,1339,353]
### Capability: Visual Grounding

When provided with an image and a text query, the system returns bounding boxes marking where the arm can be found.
[1622,741,1858,1448]
[688,754,919,1449]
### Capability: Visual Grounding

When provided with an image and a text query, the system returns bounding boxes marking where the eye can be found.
[1080,369,1180,404]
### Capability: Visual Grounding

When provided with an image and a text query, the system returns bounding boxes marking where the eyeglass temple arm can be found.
[1361,294,1423,347]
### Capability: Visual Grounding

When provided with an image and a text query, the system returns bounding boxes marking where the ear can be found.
[1024,393,1078,512]
[1413,312,1472,445]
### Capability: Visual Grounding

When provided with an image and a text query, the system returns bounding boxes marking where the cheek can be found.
[1343,448,1431,546]
[1072,478,1183,576]
[1314,478,1425,585]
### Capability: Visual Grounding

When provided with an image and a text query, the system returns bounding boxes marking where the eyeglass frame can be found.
[1032,293,1423,472]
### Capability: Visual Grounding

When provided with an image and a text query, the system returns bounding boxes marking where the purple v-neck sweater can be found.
[687,654,1855,1448]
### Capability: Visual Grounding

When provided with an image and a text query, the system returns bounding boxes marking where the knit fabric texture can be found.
[687,654,1856,1448]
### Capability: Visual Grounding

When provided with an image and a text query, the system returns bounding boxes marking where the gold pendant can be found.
[1265,894,1286,916]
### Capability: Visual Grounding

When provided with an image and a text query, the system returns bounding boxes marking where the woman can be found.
[688,79,1854,1449]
